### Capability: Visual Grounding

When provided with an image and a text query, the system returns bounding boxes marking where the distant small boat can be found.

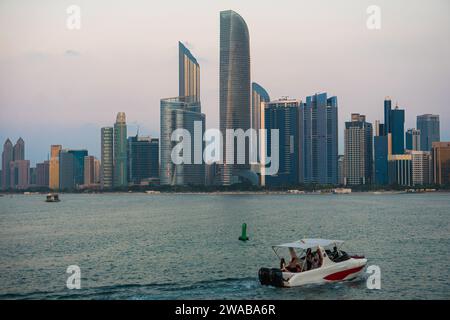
[45,193,60,202]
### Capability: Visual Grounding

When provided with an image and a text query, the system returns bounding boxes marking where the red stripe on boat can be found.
[324,266,365,281]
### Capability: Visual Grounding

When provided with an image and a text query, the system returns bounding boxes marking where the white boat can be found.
[45,193,60,202]
[259,238,367,287]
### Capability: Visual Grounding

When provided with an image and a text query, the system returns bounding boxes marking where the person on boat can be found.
[305,248,313,271]
[330,246,339,261]
[312,248,323,269]
[286,256,302,272]
[280,258,287,271]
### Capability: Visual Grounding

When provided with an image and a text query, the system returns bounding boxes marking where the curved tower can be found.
[219,10,251,185]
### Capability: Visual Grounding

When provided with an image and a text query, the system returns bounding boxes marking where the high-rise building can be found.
[337,155,345,185]
[406,128,421,151]
[390,106,405,155]
[36,161,50,187]
[432,142,450,185]
[101,127,114,189]
[59,149,88,190]
[344,114,373,185]
[303,93,338,185]
[374,135,389,185]
[407,150,432,186]
[179,42,200,101]
[264,98,303,186]
[251,82,270,138]
[9,160,30,189]
[160,96,205,185]
[114,112,128,187]
[388,154,412,186]
[84,155,100,187]
[13,137,25,161]
[383,98,392,136]
[1,139,13,190]
[417,114,440,152]
[219,10,251,185]
[127,136,160,185]
[49,145,62,190]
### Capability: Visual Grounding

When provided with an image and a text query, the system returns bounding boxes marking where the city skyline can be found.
[1,1,449,165]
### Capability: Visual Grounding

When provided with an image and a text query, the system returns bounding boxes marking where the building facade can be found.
[9,160,30,189]
[49,145,62,190]
[36,161,50,187]
[432,142,450,185]
[101,127,114,189]
[417,114,440,152]
[219,10,251,185]
[263,98,302,186]
[160,96,205,185]
[344,114,373,185]
[1,139,13,190]
[114,112,128,187]
[59,149,88,190]
[179,42,200,101]
[127,136,159,185]
[408,150,432,186]
[406,128,421,151]
[388,154,412,186]
[303,93,338,185]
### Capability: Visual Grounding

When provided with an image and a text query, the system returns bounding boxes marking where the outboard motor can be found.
[258,268,285,287]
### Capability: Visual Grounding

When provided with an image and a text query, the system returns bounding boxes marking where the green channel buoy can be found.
[239,223,249,241]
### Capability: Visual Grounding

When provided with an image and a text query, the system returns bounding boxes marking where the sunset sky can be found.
[1,0,449,165]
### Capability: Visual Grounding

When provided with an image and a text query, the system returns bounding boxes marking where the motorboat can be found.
[45,193,60,202]
[259,238,367,287]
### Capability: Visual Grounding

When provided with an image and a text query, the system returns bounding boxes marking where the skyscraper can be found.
[390,106,405,155]
[36,161,50,187]
[383,98,392,136]
[374,135,389,185]
[264,98,303,186]
[101,127,114,189]
[407,150,432,186]
[84,155,100,187]
[127,136,159,185]
[303,93,338,185]
[432,142,450,185]
[49,145,62,190]
[344,114,373,185]
[179,42,200,101]
[114,112,128,187]
[251,82,270,136]
[160,96,205,185]
[406,128,421,151]
[219,10,251,185]
[388,154,412,186]
[59,149,88,190]
[417,114,440,152]
[13,137,25,161]
[9,160,30,189]
[1,139,13,190]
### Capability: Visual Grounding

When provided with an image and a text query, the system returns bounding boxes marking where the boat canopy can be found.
[272,238,344,250]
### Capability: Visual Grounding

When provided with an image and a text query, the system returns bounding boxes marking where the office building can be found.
[128,136,159,185]
[303,93,338,185]
[1,139,13,190]
[101,127,114,189]
[49,145,62,190]
[84,155,100,187]
[59,149,88,190]
[114,112,128,187]
[179,41,200,101]
[219,10,251,185]
[344,114,373,185]
[264,98,303,186]
[36,161,50,187]
[388,154,412,186]
[407,150,432,186]
[160,96,205,185]
[9,160,30,189]
[417,114,440,152]
[432,142,450,185]
[406,128,421,151]
[384,98,405,154]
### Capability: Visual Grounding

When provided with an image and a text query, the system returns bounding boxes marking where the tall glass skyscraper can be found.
[179,42,200,101]
[160,96,205,185]
[344,114,373,185]
[127,136,159,185]
[390,106,405,155]
[406,128,421,151]
[417,114,440,152]
[1,139,13,190]
[303,93,338,185]
[101,127,114,189]
[219,10,251,185]
[114,112,128,187]
[59,149,88,190]
[264,98,303,186]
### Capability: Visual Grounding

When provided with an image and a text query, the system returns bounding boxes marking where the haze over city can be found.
[1,0,449,165]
